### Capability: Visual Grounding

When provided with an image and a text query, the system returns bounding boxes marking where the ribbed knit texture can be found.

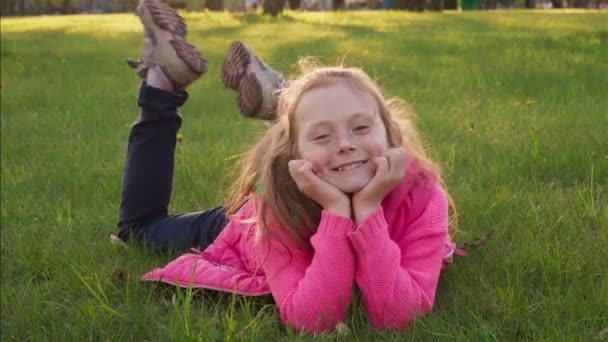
[258,184,449,333]
[348,184,448,329]
[142,160,452,334]
[257,210,356,333]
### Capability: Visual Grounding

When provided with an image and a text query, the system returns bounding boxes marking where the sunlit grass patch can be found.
[2,10,607,340]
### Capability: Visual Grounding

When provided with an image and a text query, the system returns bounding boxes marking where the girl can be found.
[117,0,457,334]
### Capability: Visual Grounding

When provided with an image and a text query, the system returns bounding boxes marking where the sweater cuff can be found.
[137,82,189,111]
[315,210,355,238]
[348,207,390,254]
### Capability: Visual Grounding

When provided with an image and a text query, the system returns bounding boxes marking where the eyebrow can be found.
[350,112,376,121]
[307,112,375,129]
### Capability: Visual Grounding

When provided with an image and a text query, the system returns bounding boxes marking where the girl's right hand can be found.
[288,159,351,218]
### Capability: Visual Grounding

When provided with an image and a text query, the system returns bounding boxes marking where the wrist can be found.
[325,202,351,219]
[353,200,381,225]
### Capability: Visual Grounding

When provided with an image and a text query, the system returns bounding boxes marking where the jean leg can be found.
[123,206,230,253]
[117,83,231,252]
[118,83,188,228]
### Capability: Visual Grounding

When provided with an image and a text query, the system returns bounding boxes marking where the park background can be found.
[2,0,607,16]
[1,6,607,341]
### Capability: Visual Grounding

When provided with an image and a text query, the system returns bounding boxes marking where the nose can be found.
[337,134,356,154]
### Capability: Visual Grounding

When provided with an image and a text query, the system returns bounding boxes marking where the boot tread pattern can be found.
[144,0,187,37]
[238,74,263,118]
[170,39,208,75]
[222,41,251,90]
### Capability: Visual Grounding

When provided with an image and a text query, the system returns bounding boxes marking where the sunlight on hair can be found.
[228,58,461,251]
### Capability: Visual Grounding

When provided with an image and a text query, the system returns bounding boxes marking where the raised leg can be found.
[115,0,225,253]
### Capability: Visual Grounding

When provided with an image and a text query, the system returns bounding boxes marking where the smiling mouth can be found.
[333,160,368,172]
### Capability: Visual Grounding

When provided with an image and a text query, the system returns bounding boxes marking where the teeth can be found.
[337,161,364,172]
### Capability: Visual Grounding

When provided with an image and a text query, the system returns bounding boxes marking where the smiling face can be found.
[294,80,390,194]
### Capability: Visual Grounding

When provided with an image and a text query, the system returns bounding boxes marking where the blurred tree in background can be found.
[0,0,605,16]
[263,0,284,15]
[205,0,223,10]
[0,0,139,15]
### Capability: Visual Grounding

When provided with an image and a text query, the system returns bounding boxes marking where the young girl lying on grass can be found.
[115,0,458,334]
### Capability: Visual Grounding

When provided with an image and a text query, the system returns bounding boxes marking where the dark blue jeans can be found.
[117,83,228,253]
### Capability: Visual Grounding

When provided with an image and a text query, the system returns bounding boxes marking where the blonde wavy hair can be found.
[226,59,457,251]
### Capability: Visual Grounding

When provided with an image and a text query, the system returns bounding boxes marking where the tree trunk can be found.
[334,0,344,9]
[1,0,14,15]
[405,0,425,11]
[18,0,26,15]
[61,0,71,13]
[288,0,300,9]
[483,0,497,8]
[443,0,457,8]
[393,0,406,9]
[263,0,285,15]
[205,0,223,10]
[367,0,381,8]
[571,0,589,7]
[427,0,443,10]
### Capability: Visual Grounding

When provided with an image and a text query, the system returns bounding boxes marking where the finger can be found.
[383,147,403,160]
[382,147,404,156]
[310,163,322,175]
[298,161,313,180]
[288,159,306,182]
[372,156,389,182]
[290,160,322,190]
[298,160,313,174]
[357,156,388,198]
[388,148,407,179]
[289,159,306,169]
[377,156,389,173]
[299,161,323,186]
[381,148,397,170]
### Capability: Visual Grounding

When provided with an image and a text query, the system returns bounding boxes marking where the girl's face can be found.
[294,81,390,194]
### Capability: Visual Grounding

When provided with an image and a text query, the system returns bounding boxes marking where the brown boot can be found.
[127,0,207,90]
[221,41,284,120]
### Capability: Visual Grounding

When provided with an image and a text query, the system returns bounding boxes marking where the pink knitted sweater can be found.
[258,184,451,332]
[143,160,453,333]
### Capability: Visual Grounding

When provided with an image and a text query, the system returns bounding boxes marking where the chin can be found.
[335,181,368,195]
[325,173,374,195]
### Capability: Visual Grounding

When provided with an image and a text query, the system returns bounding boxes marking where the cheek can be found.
[374,122,391,149]
[298,142,328,165]
[364,135,389,156]
[296,138,313,160]
[378,130,391,151]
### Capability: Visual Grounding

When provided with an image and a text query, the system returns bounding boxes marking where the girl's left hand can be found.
[288,159,351,218]
[352,147,407,225]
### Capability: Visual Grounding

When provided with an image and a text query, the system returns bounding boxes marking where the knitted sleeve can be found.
[258,210,356,333]
[347,184,449,329]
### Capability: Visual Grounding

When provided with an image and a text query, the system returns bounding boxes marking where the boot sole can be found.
[222,40,282,120]
[137,0,207,87]
[149,36,207,88]
[139,0,187,37]
[237,74,263,118]
[169,39,207,76]
[221,41,252,90]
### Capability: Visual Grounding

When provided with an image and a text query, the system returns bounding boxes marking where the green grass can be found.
[2,10,607,340]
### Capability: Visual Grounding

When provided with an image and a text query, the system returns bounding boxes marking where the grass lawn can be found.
[1,9,607,340]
